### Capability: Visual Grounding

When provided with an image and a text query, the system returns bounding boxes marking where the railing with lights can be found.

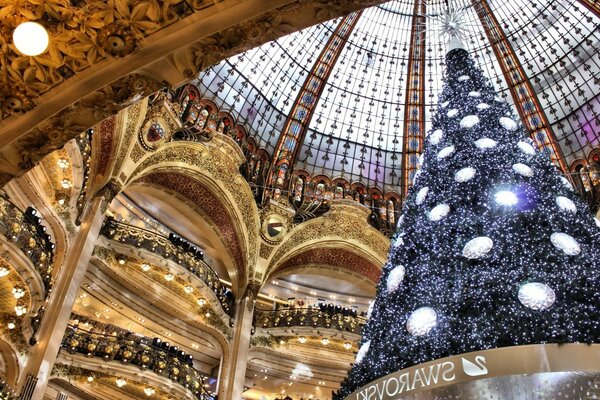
[253,307,365,334]
[0,193,54,294]
[0,379,17,400]
[100,218,234,317]
[75,129,93,224]
[61,317,214,400]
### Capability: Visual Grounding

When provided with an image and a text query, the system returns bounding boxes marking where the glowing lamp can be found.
[13,22,49,56]
[495,190,518,206]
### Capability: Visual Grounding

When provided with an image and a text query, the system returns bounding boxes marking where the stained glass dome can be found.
[192,0,599,195]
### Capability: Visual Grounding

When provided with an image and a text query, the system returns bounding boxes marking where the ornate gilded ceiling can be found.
[0,0,390,186]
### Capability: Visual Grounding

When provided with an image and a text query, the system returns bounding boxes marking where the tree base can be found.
[343,343,600,400]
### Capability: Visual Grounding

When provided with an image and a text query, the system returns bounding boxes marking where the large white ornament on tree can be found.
[406,307,437,336]
[499,117,518,131]
[356,340,371,364]
[455,167,476,182]
[447,109,459,118]
[430,129,443,145]
[518,282,556,310]
[413,169,422,182]
[428,204,450,221]
[512,163,533,177]
[415,187,429,205]
[458,75,470,81]
[556,196,576,213]
[475,138,497,149]
[386,265,406,293]
[476,103,490,110]
[560,176,574,191]
[550,232,581,255]
[469,91,480,97]
[437,145,455,160]
[462,236,493,259]
[441,101,450,108]
[460,115,479,128]
[517,141,536,155]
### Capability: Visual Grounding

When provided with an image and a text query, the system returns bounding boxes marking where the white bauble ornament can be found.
[556,196,576,213]
[517,141,536,156]
[393,234,404,247]
[550,232,581,255]
[366,302,374,319]
[430,129,443,145]
[437,145,455,160]
[386,265,406,293]
[518,282,556,310]
[469,91,481,97]
[476,103,490,110]
[455,167,476,182]
[356,340,370,364]
[441,101,450,108]
[594,218,600,228]
[406,307,437,336]
[458,75,470,81]
[460,115,480,128]
[475,138,497,149]
[413,169,422,182]
[560,176,574,191]
[499,117,518,131]
[415,187,429,205]
[462,236,493,259]
[447,109,459,118]
[428,204,450,221]
[512,163,533,177]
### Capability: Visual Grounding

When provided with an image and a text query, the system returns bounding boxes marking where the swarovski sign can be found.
[353,355,487,400]
[344,343,600,400]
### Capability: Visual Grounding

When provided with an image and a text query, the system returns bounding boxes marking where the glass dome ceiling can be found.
[194,0,599,194]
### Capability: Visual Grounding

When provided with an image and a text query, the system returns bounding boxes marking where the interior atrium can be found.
[0,0,598,399]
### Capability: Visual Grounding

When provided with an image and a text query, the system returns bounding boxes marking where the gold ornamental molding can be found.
[344,343,600,400]
[125,140,260,289]
[265,202,390,282]
[0,0,389,187]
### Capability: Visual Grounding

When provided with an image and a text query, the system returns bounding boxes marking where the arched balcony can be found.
[100,218,235,318]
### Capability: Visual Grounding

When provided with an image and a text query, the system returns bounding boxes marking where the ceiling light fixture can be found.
[13,21,49,56]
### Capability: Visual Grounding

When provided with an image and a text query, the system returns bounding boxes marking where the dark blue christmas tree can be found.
[335,33,600,399]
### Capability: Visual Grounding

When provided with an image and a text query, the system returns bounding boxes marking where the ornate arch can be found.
[267,241,382,285]
[0,339,19,387]
[124,139,260,289]
[263,203,389,283]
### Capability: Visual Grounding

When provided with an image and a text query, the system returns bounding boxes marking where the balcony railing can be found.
[254,307,365,334]
[0,193,54,294]
[61,318,213,400]
[100,218,234,317]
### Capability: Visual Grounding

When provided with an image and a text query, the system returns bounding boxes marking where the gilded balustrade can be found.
[61,317,213,400]
[0,193,54,294]
[100,218,234,317]
[254,308,365,335]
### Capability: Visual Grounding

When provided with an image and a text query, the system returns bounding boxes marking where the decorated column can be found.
[17,184,118,399]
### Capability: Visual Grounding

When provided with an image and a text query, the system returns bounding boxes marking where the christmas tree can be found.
[334,35,600,399]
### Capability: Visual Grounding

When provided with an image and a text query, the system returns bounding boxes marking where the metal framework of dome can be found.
[193,0,599,199]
